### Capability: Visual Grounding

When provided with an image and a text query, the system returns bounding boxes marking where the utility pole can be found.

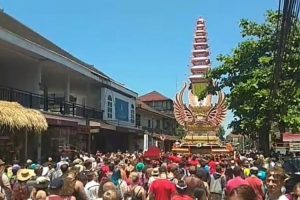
[86,117,91,154]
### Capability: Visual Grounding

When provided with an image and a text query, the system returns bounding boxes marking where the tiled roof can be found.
[139,91,171,102]
[0,11,109,79]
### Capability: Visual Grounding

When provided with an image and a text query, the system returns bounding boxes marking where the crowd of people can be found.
[0,150,299,200]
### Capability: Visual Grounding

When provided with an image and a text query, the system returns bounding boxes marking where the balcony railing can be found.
[0,86,103,120]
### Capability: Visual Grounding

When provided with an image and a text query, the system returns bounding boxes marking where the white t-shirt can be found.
[1,173,11,200]
[278,194,289,200]
[118,180,128,200]
[85,180,100,200]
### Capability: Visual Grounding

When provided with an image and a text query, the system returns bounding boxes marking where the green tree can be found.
[217,126,226,141]
[207,11,300,153]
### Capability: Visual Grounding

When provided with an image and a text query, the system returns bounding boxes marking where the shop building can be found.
[0,11,138,160]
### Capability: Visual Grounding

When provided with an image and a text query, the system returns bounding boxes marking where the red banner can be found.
[283,133,300,142]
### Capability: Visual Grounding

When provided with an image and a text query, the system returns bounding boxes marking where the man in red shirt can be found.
[149,166,176,200]
[189,155,199,167]
[209,156,217,174]
[169,153,181,164]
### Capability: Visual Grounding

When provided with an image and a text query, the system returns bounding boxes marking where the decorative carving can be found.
[174,82,227,132]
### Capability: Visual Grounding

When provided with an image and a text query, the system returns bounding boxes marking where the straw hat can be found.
[17,169,35,181]
[0,159,5,166]
[151,168,159,176]
[103,190,118,200]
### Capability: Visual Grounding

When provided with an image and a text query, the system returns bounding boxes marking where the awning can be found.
[100,122,116,131]
[116,126,143,134]
[88,121,116,131]
[44,113,78,127]
[283,133,300,142]
[78,121,116,134]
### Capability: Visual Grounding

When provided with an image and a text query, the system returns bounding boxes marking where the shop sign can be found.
[290,143,300,152]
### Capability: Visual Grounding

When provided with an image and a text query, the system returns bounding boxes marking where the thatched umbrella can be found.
[24,109,48,133]
[0,101,29,131]
[0,101,48,132]
[0,101,48,160]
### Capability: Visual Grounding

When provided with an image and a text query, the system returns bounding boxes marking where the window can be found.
[115,98,129,121]
[154,101,163,110]
[156,119,160,129]
[136,114,141,126]
[130,104,135,124]
[148,120,151,128]
[163,101,167,109]
[107,95,113,119]
[167,101,172,109]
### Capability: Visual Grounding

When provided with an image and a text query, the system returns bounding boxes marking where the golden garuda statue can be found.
[174,82,227,132]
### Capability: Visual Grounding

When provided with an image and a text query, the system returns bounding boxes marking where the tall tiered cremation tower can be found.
[173,18,227,150]
[189,18,212,108]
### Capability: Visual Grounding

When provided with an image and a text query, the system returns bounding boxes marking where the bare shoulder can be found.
[75,180,84,189]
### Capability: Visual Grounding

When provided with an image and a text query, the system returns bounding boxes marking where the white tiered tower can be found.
[189,18,212,107]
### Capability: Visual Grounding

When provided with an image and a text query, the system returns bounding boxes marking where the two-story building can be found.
[139,91,174,115]
[0,11,139,161]
[137,91,178,151]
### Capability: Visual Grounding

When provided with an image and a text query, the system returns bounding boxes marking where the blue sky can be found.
[1,0,278,132]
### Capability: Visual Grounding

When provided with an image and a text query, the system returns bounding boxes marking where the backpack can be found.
[12,182,30,200]
[209,175,222,194]
[130,186,142,200]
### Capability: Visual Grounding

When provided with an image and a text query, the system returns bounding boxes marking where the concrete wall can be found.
[42,70,101,109]
[0,59,41,93]
[86,83,101,109]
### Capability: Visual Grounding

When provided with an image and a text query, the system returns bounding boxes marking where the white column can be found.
[86,82,92,107]
[34,64,42,94]
[36,63,43,163]
[64,74,70,102]
[144,134,148,152]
